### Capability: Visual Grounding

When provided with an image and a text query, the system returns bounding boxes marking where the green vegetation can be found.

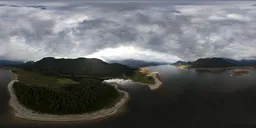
[13,81,120,115]
[127,70,155,84]
[12,69,77,89]
[176,65,191,69]
[9,68,122,115]
[6,57,140,115]
[57,79,77,85]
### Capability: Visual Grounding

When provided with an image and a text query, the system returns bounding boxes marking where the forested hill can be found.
[18,57,136,77]
[192,58,234,67]
[172,61,192,66]
[172,57,256,68]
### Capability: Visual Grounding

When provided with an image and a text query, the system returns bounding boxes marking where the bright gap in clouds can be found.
[86,46,181,63]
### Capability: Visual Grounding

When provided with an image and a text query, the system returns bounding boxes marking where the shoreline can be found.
[190,66,256,70]
[230,69,250,76]
[8,72,129,122]
[135,72,162,90]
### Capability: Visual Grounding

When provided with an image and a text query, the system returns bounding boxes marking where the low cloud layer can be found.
[0,1,256,62]
[103,79,133,86]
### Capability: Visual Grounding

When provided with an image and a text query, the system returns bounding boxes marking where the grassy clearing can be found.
[176,65,191,69]
[57,79,77,85]
[127,69,155,84]
[10,68,77,89]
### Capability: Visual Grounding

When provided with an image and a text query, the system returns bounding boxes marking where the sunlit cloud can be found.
[86,45,181,62]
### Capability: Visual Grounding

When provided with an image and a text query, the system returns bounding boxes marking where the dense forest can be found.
[13,80,120,115]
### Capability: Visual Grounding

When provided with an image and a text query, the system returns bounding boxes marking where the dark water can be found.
[1,66,256,127]
[0,70,13,126]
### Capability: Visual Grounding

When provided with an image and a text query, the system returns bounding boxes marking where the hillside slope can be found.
[33,57,136,77]
[192,58,234,67]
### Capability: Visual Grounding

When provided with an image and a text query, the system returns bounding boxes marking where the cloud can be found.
[103,78,133,86]
[0,1,256,62]
[87,45,181,62]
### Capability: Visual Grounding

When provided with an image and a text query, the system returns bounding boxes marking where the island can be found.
[172,58,256,73]
[128,68,162,90]
[230,69,250,76]
[5,57,162,121]
[7,69,128,121]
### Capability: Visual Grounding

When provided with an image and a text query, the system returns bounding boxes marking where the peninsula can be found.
[5,57,162,121]
[230,69,250,76]
[8,75,129,121]
[8,69,129,121]
[128,68,162,90]
[172,57,256,73]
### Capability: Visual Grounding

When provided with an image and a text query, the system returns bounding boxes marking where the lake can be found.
[1,65,256,127]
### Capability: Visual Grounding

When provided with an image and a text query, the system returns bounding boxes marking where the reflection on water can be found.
[1,66,256,127]
[0,70,12,126]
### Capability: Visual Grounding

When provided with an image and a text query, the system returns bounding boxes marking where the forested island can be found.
[5,57,162,121]
[172,57,256,73]
[13,81,120,115]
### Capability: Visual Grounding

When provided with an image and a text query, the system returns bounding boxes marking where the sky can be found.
[0,0,256,63]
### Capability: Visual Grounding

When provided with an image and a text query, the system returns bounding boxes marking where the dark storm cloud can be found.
[0,4,47,9]
[0,0,256,62]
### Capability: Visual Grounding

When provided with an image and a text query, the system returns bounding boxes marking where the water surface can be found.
[1,66,256,127]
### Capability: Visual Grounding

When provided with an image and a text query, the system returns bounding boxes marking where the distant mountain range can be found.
[109,59,170,68]
[172,61,192,66]
[172,57,256,68]
[0,60,24,66]
[2,57,256,72]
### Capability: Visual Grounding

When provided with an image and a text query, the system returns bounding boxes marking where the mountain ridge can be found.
[9,57,136,77]
[109,59,170,68]
[172,57,256,68]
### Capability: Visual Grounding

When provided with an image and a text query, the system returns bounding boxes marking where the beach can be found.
[8,72,129,122]
[230,69,250,76]
[135,72,162,90]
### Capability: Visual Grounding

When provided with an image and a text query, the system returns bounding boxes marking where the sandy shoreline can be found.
[230,69,250,76]
[8,72,129,122]
[135,72,162,90]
